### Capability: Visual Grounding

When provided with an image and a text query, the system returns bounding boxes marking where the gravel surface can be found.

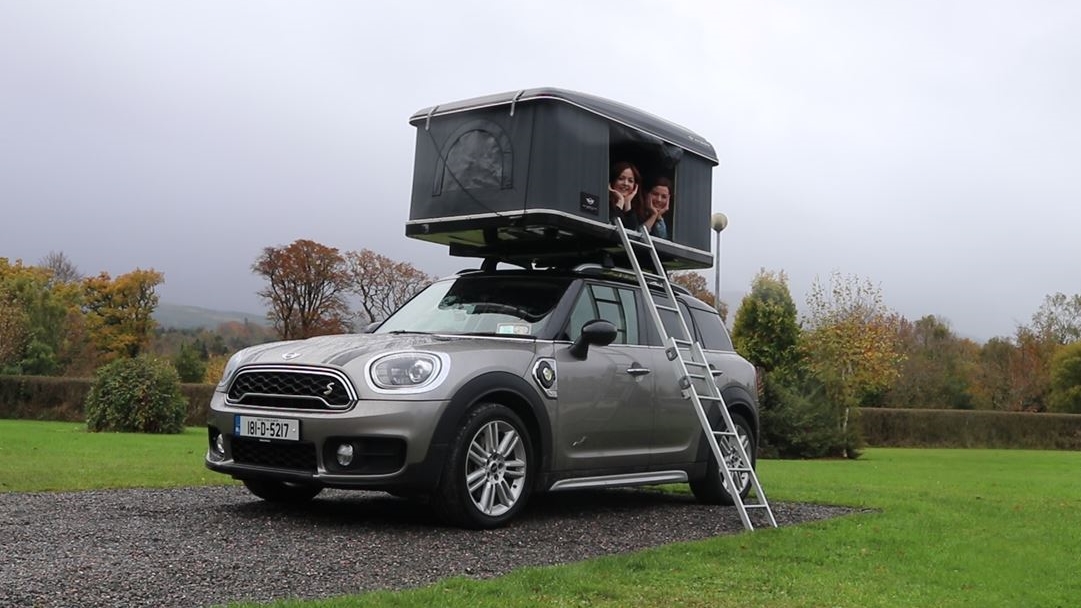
[1,486,856,607]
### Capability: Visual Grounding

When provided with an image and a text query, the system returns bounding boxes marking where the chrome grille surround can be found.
[226,365,357,410]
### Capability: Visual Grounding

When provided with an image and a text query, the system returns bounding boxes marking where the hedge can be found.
[860,407,1081,450]
[0,375,215,427]
[3,375,1081,450]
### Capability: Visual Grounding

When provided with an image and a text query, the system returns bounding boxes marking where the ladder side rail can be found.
[669,333,754,530]
[613,219,690,346]
[689,341,778,528]
[614,220,773,530]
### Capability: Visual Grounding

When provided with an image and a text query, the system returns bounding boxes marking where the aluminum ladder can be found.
[613,218,777,531]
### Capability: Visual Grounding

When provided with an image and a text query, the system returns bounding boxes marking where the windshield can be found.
[374,275,572,337]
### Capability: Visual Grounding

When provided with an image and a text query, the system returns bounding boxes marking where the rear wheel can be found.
[434,403,533,529]
[690,412,755,506]
[242,479,322,504]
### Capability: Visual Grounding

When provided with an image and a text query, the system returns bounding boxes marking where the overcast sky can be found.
[2,1,1078,342]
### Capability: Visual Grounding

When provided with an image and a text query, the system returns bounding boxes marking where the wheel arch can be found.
[431,371,552,485]
[693,384,760,463]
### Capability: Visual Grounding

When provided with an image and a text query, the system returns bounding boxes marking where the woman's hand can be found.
[608,184,638,211]
[650,196,668,218]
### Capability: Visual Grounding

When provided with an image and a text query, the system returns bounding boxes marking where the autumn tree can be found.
[0,257,82,375]
[802,271,905,457]
[345,249,433,325]
[1031,292,1081,345]
[82,269,164,360]
[1007,326,1059,411]
[253,239,351,339]
[884,315,980,410]
[670,270,729,320]
[39,250,83,285]
[970,337,1022,410]
[670,271,715,307]
[0,291,30,369]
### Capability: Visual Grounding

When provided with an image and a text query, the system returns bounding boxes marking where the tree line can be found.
[726,269,1081,458]
[4,242,1080,450]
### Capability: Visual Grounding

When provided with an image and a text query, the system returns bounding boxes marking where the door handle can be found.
[627,365,651,376]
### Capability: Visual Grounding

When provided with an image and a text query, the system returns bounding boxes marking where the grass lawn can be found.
[0,419,233,491]
[2,419,1079,606]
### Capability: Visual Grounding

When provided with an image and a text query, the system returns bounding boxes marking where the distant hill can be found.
[154,303,268,330]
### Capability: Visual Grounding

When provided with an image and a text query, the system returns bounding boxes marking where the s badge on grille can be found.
[322,381,336,396]
[282,352,301,360]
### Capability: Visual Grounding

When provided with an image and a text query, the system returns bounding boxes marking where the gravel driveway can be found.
[1,485,854,607]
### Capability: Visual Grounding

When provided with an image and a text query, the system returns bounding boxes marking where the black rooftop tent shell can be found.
[405,87,719,269]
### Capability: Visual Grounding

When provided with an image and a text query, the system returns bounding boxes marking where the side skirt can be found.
[548,470,688,491]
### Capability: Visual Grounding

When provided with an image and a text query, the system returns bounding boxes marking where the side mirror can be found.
[362,321,382,334]
[568,319,617,359]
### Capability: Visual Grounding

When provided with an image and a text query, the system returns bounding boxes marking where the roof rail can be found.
[573,263,692,296]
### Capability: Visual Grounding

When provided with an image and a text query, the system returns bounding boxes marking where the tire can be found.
[690,412,755,506]
[433,403,533,529]
[242,479,323,504]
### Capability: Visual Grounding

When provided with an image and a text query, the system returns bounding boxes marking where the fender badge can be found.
[282,352,301,360]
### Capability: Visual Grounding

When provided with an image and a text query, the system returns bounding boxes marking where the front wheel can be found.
[434,403,533,529]
[690,412,755,506]
[242,479,323,504]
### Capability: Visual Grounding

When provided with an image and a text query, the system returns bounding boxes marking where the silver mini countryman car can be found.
[205,265,760,528]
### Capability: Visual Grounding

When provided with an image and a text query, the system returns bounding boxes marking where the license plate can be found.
[234,415,300,441]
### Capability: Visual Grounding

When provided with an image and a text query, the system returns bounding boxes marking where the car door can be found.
[553,282,656,472]
[648,297,715,465]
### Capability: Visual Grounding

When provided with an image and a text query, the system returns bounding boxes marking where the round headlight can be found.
[369,352,446,391]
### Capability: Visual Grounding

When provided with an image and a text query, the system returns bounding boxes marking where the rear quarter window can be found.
[689,307,734,351]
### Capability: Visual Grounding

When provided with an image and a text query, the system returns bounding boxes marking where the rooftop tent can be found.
[405,88,719,269]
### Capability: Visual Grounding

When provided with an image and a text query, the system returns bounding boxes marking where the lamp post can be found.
[711,212,728,309]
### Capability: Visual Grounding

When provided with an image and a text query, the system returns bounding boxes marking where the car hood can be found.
[234,331,458,363]
[233,333,520,369]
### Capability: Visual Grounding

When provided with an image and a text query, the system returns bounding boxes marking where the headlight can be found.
[368,352,448,392]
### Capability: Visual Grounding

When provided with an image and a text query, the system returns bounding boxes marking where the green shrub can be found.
[84,357,187,433]
[173,343,207,384]
[1049,341,1081,414]
[758,372,848,459]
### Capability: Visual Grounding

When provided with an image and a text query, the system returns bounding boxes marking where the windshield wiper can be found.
[455,331,536,338]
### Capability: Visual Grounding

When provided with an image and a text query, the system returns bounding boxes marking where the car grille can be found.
[232,437,317,472]
[227,367,355,410]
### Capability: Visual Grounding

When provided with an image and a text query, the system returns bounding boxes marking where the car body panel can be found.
[205,269,760,518]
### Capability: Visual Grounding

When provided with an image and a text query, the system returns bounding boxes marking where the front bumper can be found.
[203,391,451,492]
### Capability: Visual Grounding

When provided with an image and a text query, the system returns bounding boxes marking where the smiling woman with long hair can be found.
[608,161,641,225]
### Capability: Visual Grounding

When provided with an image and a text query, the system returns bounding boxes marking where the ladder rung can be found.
[656,304,679,313]
[712,430,739,437]
[683,360,709,368]
[687,373,706,380]
[743,503,771,509]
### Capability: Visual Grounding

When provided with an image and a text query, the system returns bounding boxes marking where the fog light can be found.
[213,433,225,456]
[336,443,355,467]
